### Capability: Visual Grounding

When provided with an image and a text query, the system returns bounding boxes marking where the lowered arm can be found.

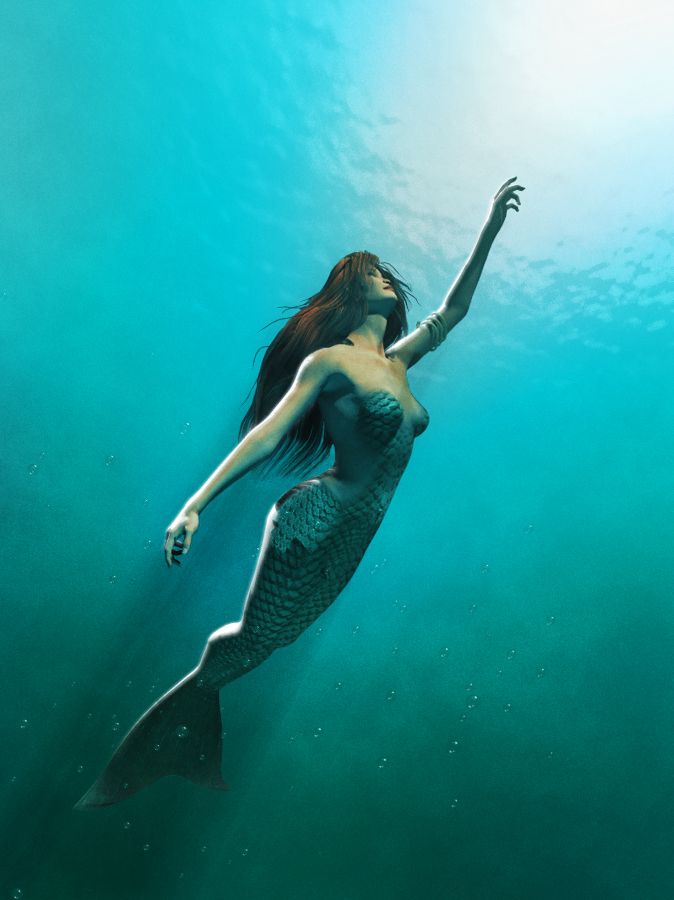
[185,348,337,515]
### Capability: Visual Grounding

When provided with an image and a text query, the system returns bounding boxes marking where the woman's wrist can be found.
[481,215,501,242]
[183,497,203,516]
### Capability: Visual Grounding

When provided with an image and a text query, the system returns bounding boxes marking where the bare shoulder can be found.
[296,346,348,388]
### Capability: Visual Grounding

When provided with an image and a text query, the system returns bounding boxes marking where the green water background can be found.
[3,1,674,898]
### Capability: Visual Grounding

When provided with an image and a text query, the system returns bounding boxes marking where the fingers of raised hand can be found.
[494,178,525,203]
[495,176,518,195]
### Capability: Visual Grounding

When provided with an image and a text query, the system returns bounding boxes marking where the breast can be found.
[357,391,405,447]
[319,386,429,451]
[359,390,430,442]
[413,404,430,437]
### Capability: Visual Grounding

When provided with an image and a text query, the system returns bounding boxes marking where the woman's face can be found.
[363,266,397,315]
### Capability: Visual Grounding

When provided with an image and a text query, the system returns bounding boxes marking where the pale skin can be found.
[164,177,525,565]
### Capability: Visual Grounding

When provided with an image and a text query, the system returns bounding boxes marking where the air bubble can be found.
[439,647,449,658]
[143,539,153,550]
[313,727,323,738]
[143,843,151,852]
[104,455,115,467]
[377,757,388,769]
[334,681,343,691]
[536,667,546,678]
[176,725,189,739]
[503,703,512,713]
[506,649,516,659]
[481,563,490,573]
[27,464,38,476]
[19,719,28,730]
[466,695,479,709]
[546,616,556,625]
[386,690,396,702]
[450,798,459,809]
[448,740,459,755]
[109,575,118,584]
[123,821,131,830]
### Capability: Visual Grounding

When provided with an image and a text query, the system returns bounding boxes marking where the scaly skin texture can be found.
[197,389,426,684]
[75,390,428,809]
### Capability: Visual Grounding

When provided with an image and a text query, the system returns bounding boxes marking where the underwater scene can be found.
[3,1,674,897]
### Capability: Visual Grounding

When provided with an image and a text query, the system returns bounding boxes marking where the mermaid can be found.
[75,177,524,809]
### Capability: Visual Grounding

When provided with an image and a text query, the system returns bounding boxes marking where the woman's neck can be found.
[345,313,388,357]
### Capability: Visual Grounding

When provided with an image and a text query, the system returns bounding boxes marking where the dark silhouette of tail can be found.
[74,671,227,810]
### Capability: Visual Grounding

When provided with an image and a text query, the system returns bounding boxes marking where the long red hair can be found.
[239,251,416,476]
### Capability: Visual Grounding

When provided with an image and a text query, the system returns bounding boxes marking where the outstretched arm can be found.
[163,347,338,566]
[387,177,525,370]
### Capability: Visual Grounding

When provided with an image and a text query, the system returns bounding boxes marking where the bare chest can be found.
[319,349,430,438]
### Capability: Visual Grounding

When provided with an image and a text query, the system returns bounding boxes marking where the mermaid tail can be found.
[76,391,417,809]
[74,671,227,809]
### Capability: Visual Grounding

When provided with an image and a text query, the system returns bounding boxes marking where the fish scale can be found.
[235,390,413,661]
[75,390,424,808]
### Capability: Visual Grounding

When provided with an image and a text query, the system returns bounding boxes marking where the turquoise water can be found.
[3,1,674,897]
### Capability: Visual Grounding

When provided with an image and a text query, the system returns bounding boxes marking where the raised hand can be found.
[164,507,200,568]
[487,176,525,233]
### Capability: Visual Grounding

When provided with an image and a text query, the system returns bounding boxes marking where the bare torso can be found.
[315,341,429,504]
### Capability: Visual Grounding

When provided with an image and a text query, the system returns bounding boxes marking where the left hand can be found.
[164,506,200,568]
[486,176,525,233]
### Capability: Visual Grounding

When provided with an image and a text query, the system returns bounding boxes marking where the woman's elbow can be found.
[247,423,281,458]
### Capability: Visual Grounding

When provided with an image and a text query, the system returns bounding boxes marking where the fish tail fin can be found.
[74,671,227,810]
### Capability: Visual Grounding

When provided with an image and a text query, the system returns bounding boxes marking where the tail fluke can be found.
[74,671,227,810]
